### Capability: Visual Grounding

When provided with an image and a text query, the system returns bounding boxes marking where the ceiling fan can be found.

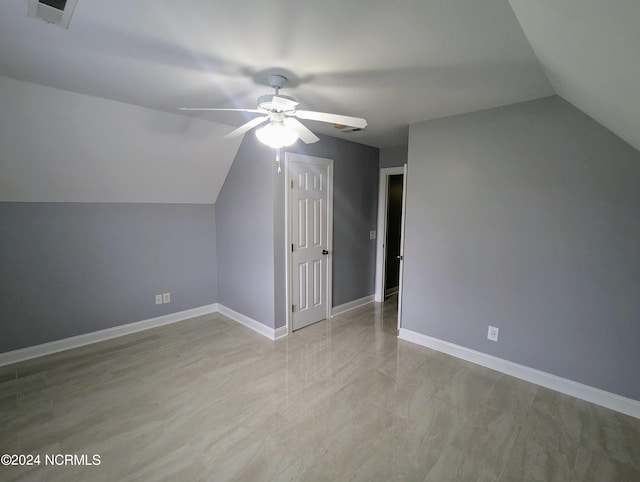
[180,74,368,149]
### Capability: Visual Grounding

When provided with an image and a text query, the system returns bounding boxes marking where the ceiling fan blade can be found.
[293,110,367,129]
[179,107,264,113]
[271,95,299,112]
[223,116,269,138]
[285,118,320,144]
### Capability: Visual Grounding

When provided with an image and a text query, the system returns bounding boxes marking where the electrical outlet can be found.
[162,292,171,303]
[487,326,499,342]
[155,294,163,305]
[370,230,376,240]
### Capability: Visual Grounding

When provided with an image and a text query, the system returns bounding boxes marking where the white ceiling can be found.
[1,1,638,152]
[509,0,640,151]
[0,0,554,148]
[0,76,242,203]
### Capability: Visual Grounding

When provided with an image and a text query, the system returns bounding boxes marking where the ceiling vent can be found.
[28,0,79,29]
[334,124,362,134]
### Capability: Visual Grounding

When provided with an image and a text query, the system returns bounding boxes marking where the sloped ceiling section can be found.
[509,0,640,151]
[0,76,241,203]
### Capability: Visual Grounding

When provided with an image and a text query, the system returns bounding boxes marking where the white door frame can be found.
[374,166,405,302]
[397,164,408,330]
[284,152,334,335]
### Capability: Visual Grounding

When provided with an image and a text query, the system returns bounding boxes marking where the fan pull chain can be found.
[276,148,282,173]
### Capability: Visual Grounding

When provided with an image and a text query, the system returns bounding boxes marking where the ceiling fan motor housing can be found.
[268,74,287,90]
[258,94,298,112]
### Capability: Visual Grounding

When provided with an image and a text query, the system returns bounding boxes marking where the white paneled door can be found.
[288,154,332,331]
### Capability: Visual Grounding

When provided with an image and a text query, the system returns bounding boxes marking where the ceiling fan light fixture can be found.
[179,71,366,148]
[255,122,298,148]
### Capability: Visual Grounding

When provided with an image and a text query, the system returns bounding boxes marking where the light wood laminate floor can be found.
[1,296,639,481]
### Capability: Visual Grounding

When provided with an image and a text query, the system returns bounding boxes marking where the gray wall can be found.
[215,135,277,328]
[379,145,408,168]
[403,96,640,400]
[217,133,379,330]
[0,202,217,353]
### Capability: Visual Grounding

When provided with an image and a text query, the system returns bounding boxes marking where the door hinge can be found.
[291,180,294,189]
[292,304,295,312]
[291,243,294,252]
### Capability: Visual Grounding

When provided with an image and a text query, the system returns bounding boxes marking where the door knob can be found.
[322,249,329,255]
[397,255,403,260]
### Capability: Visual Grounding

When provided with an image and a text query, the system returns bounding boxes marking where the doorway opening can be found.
[374,165,408,328]
[384,174,403,297]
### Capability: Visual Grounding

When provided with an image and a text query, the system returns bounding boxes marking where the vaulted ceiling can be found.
[509,0,640,151]
[0,0,638,150]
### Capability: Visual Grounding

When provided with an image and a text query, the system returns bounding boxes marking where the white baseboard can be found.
[0,303,291,367]
[398,328,640,420]
[331,295,375,317]
[0,304,219,367]
[216,304,281,341]
[274,326,288,340]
